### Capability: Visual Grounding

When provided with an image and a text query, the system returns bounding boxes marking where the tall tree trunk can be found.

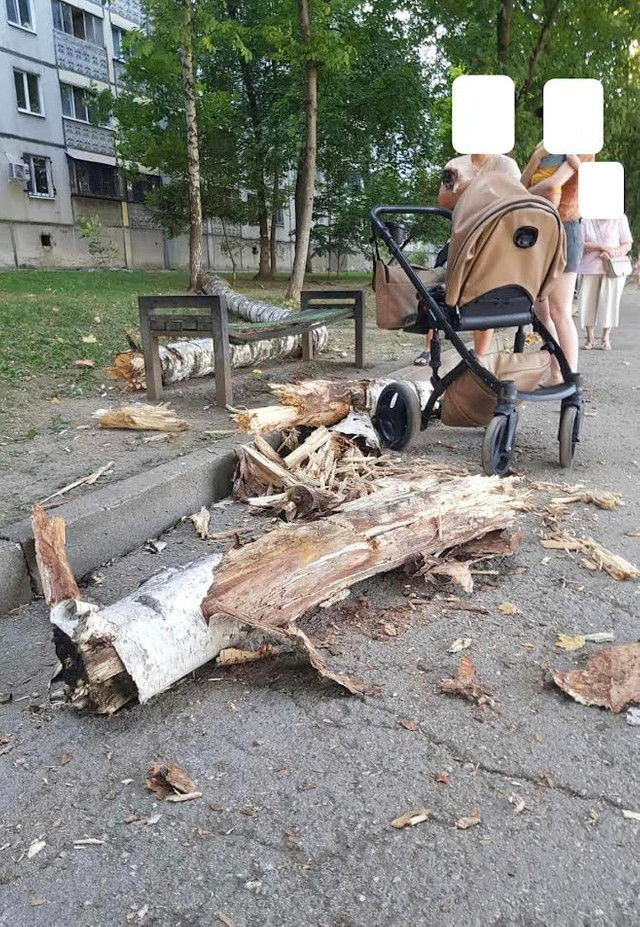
[515,0,562,105]
[270,173,279,277]
[286,0,317,302]
[178,3,203,292]
[497,0,513,69]
[257,192,271,279]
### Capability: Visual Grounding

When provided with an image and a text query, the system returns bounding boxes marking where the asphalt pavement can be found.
[1,285,639,927]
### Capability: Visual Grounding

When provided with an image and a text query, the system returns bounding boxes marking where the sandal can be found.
[414,350,431,366]
[583,340,594,351]
[601,341,612,351]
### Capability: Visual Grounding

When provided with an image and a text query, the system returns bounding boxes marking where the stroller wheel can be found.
[482,413,516,477]
[375,382,422,450]
[558,403,583,469]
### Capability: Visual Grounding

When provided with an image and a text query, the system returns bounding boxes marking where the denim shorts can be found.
[563,220,583,274]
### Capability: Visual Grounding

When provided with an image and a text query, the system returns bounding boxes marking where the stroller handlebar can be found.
[370,205,452,233]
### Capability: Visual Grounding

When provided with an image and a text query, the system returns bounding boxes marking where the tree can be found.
[286,0,318,299]
[178,0,204,290]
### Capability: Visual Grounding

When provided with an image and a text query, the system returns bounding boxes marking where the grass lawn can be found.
[0,268,373,383]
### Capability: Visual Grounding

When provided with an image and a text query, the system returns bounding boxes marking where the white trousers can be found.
[579,274,626,329]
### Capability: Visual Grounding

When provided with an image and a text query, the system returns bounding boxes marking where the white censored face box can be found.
[578,161,625,219]
[452,75,515,154]
[543,79,603,154]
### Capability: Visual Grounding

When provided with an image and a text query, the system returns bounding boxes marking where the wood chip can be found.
[93,402,187,433]
[146,761,197,799]
[166,791,202,803]
[455,814,481,829]
[39,462,114,504]
[439,656,494,707]
[448,637,472,654]
[27,839,46,859]
[390,808,430,829]
[217,913,234,927]
[552,643,640,713]
[73,838,105,846]
[435,771,450,786]
[398,718,418,731]
[622,810,640,822]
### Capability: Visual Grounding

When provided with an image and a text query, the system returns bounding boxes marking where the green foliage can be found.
[75,215,119,267]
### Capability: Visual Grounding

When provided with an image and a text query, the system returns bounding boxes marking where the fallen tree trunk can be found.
[32,505,249,714]
[202,473,521,635]
[233,377,433,435]
[106,275,328,391]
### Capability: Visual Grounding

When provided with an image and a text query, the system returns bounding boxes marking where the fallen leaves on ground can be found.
[398,718,418,731]
[508,793,526,814]
[498,600,520,615]
[390,808,430,829]
[552,643,640,713]
[439,656,494,708]
[435,771,450,786]
[555,634,586,652]
[146,761,197,800]
[30,898,46,907]
[448,637,472,654]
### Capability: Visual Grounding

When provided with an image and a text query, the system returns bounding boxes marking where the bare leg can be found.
[602,327,611,350]
[584,325,594,349]
[473,329,493,355]
[415,330,433,366]
[547,272,579,371]
[534,295,560,344]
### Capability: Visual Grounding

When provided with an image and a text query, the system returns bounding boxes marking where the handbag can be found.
[591,220,632,278]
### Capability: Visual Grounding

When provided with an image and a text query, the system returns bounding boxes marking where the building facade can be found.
[0,0,298,271]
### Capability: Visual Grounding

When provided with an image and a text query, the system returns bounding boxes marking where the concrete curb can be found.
[0,436,248,616]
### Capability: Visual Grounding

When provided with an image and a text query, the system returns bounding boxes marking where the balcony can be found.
[54,31,109,82]
[63,119,116,157]
[109,0,145,26]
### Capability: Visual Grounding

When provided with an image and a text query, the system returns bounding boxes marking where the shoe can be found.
[414,350,431,366]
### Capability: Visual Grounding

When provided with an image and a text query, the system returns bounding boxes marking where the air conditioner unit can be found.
[8,161,30,183]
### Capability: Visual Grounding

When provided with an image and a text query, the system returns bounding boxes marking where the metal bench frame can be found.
[138,289,366,407]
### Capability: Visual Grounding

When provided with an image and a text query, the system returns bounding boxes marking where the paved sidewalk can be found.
[1,287,639,926]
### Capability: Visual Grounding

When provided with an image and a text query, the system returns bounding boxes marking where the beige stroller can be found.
[370,171,583,475]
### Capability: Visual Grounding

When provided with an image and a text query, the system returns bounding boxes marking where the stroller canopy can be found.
[445,172,567,308]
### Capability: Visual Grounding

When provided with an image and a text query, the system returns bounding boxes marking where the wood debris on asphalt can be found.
[552,643,640,713]
[439,656,494,707]
[541,532,639,580]
[390,808,430,829]
[38,461,114,505]
[145,761,197,800]
[93,402,187,433]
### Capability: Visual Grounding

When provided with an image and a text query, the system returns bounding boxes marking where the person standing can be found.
[521,134,594,372]
[578,216,633,350]
[414,152,521,366]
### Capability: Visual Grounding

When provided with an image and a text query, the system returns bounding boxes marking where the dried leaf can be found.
[439,656,494,707]
[240,807,256,816]
[209,802,224,811]
[390,808,430,829]
[552,643,640,713]
[555,634,586,652]
[498,600,520,615]
[30,898,46,907]
[448,637,472,654]
[398,718,418,731]
[146,761,197,799]
[27,839,46,859]
[435,771,450,786]
[455,814,481,829]
[61,751,72,765]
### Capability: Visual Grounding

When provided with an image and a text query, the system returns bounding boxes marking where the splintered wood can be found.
[93,403,187,432]
[542,532,639,580]
[233,428,464,521]
[201,474,522,693]
[232,379,367,434]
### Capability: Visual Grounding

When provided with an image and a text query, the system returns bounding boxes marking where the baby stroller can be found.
[370,171,584,476]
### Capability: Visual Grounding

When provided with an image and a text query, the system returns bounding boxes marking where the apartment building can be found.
[0,0,296,271]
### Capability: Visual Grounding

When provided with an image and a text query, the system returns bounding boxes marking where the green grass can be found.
[0,268,371,382]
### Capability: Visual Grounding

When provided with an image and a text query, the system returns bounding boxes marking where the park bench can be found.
[138,289,366,407]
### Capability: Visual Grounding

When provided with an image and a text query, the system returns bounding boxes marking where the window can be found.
[60,82,94,122]
[127,173,161,203]
[276,206,285,227]
[6,0,33,30]
[24,154,54,198]
[69,158,124,199]
[52,0,103,45]
[112,25,125,60]
[14,69,42,115]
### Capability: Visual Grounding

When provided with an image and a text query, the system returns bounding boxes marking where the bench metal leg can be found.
[354,290,366,369]
[211,297,232,407]
[301,329,314,361]
[139,304,163,401]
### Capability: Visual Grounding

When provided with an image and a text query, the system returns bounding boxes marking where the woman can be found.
[521,142,594,372]
[415,151,521,365]
[579,215,632,350]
